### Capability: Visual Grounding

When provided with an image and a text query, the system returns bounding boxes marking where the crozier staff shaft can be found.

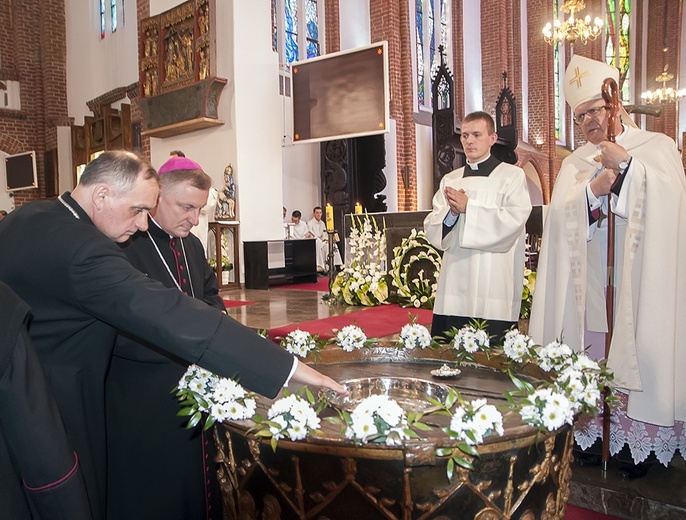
[600,76,620,471]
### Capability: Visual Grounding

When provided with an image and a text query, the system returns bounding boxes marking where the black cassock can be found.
[107,219,226,520]
[0,193,294,519]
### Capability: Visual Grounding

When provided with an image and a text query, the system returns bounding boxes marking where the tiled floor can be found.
[220,283,686,520]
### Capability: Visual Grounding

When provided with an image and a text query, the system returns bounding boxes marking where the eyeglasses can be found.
[573,105,610,125]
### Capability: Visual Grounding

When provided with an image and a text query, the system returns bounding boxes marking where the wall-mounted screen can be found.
[5,151,38,192]
[292,42,389,144]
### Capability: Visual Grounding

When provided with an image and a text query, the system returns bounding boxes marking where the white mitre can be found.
[563,55,637,127]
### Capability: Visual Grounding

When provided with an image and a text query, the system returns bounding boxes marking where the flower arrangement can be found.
[502,328,537,363]
[249,389,322,451]
[389,229,442,309]
[327,394,429,446]
[175,364,257,430]
[447,319,491,364]
[208,255,233,271]
[520,268,536,319]
[430,388,505,477]
[330,324,375,352]
[175,321,614,483]
[330,215,388,306]
[397,319,434,350]
[279,329,322,360]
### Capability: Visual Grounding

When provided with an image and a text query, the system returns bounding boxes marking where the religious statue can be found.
[216,164,236,220]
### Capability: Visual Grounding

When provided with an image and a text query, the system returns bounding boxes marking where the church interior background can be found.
[1,0,684,255]
[1,1,686,518]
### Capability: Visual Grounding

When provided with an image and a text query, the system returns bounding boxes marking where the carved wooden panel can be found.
[139,0,216,98]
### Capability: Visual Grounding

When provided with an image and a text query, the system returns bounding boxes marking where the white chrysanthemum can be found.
[503,330,534,361]
[284,329,316,358]
[222,401,248,421]
[188,377,209,394]
[350,413,378,442]
[449,399,503,445]
[212,378,246,403]
[399,323,432,349]
[266,394,320,441]
[376,398,404,427]
[286,419,309,441]
[571,354,601,372]
[336,325,367,352]
[269,415,289,440]
[537,341,573,372]
[210,403,230,422]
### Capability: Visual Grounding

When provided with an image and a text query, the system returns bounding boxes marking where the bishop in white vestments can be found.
[529,55,686,466]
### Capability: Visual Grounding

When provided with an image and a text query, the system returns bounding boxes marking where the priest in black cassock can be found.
[106,156,223,519]
[0,151,346,520]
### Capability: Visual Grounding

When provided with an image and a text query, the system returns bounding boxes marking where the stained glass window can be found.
[275,0,320,66]
[415,0,451,109]
[305,0,319,59]
[111,0,117,33]
[605,0,631,103]
[285,0,299,63]
[100,0,105,39]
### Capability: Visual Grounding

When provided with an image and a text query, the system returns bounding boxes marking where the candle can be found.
[354,202,363,214]
[325,203,334,231]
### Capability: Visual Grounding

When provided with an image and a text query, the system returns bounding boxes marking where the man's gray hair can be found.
[79,151,158,195]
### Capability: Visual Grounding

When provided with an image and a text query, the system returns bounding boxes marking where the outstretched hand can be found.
[291,360,350,396]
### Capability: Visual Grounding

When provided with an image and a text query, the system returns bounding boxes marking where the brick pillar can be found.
[324,0,340,54]
[526,0,556,201]
[370,0,417,211]
[480,0,522,139]
[645,0,680,142]
[41,0,71,196]
[452,0,464,122]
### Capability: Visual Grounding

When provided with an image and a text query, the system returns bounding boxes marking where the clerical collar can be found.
[58,192,92,222]
[464,154,501,177]
[148,215,173,240]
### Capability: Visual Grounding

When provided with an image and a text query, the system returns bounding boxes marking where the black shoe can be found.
[617,462,650,480]
[575,452,602,467]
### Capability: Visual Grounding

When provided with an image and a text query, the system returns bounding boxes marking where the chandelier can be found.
[641,64,686,105]
[542,0,603,46]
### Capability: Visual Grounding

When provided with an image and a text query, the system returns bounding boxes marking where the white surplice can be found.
[529,125,686,427]
[424,161,531,323]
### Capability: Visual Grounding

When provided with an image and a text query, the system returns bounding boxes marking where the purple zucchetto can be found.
[157,157,204,175]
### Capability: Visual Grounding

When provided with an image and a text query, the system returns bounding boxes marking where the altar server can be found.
[424,111,532,343]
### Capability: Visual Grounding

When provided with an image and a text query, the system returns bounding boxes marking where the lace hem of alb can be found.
[574,392,686,466]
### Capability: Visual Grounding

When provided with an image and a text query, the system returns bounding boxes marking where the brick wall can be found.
[370,0,417,211]
[481,0,522,136]
[644,0,680,140]
[324,0,340,54]
[0,0,68,206]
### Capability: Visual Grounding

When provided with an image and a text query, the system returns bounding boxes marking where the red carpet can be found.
[222,299,257,308]
[273,277,330,291]
[565,504,621,520]
[269,304,433,341]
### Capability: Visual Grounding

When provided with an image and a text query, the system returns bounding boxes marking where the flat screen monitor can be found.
[5,151,38,192]
[292,42,389,144]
